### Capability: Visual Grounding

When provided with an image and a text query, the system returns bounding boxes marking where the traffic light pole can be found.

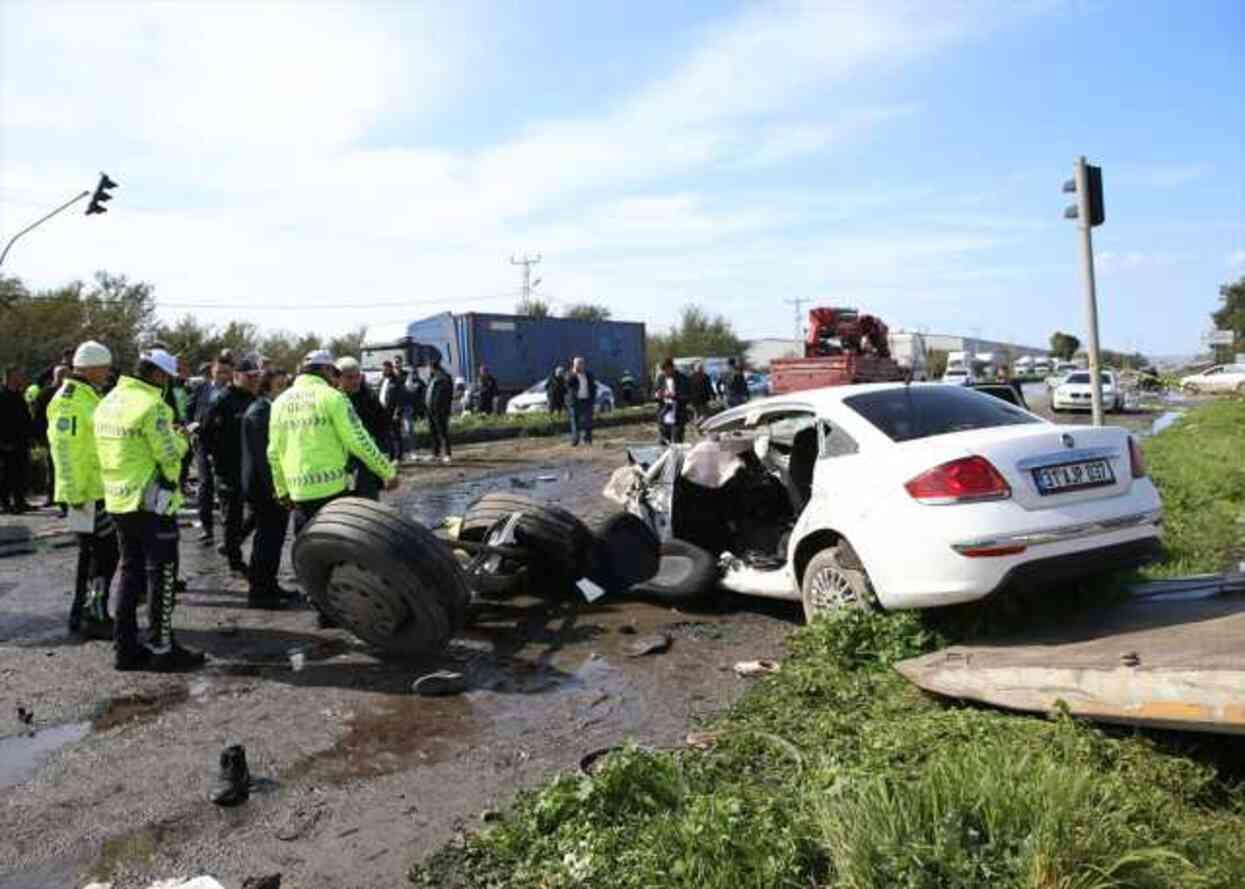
[1074,156,1105,427]
[0,190,90,269]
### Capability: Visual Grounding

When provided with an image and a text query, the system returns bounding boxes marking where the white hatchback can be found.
[617,383,1162,619]
[1052,370,1122,412]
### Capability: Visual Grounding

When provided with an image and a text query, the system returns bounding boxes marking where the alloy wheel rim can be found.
[809,564,857,612]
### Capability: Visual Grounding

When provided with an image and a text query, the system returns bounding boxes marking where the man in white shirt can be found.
[565,356,597,446]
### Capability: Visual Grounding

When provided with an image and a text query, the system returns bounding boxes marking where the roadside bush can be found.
[408,405,653,447]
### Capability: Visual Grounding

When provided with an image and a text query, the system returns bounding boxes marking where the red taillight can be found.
[958,545,1027,558]
[1128,435,1147,479]
[905,456,1011,505]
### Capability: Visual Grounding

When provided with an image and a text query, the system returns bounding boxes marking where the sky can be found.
[1,0,1241,357]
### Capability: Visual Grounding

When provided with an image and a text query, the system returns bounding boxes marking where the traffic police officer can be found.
[47,340,119,638]
[268,350,398,537]
[96,348,202,671]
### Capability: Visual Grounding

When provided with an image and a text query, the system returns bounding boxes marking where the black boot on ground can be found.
[114,645,153,671]
[151,642,206,672]
[210,743,251,806]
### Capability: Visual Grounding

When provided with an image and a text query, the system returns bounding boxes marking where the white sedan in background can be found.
[615,383,1161,618]
[506,379,615,415]
[1052,370,1123,413]
[1180,364,1245,395]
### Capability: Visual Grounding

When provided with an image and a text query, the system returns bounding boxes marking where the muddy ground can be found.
[0,421,799,889]
[0,394,1183,889]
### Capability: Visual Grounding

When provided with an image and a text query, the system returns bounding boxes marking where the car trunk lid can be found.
[899,424,1134,511]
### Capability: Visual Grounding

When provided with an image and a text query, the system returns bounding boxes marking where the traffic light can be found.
[85,172,118,215]
[1062,161,1104,226]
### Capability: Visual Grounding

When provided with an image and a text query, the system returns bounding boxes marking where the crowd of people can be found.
[1,343,757,673]
[1,341,410,672]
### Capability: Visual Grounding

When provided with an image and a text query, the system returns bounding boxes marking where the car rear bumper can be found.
[951,508,1161,554]
[983,536,1162,598]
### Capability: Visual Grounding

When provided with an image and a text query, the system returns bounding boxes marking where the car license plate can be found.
[1033,459,1115,495]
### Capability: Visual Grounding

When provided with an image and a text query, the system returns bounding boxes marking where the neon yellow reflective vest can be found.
[24,383,39,407]
[46,377,104,505]
[267,373,395,502]
[95,375,189,515]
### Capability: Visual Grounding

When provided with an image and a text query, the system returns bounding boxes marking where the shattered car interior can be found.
[617,409,844,577]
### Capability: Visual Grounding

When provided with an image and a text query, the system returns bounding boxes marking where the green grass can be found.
[408,405,654,447]
[409,401,1245,889]
[1141,398,1245,577]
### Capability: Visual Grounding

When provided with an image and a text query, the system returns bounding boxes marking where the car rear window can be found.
[843,386,1040,443]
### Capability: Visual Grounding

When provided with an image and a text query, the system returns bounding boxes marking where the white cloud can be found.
[1227,249,1245,268]
[1113,163,1213,189]
[0,0,1048,340]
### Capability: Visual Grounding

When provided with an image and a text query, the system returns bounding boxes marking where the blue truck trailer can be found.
[361,312,647,397]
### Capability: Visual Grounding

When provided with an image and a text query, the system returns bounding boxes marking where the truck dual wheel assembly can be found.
[292,498,472,655]
[293,494,666,657]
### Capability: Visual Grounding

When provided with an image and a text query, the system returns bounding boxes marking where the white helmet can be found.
[73,340,112,368]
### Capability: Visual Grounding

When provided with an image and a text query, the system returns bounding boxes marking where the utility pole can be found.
[784,296,808,343]
[1063,156,1106,426]
[510,253,541,304]
[1,173,118,270]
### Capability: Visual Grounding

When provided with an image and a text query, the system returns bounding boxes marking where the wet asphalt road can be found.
[0,392,1184,888]
[0,423,797,889]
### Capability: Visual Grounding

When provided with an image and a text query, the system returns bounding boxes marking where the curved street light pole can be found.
[0,190,91,269]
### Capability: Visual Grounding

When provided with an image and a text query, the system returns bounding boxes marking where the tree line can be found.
[0,271,364,379]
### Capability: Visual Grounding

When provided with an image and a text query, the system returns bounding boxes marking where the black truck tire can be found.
[630,538,719,602]
[460,492,592,579]
[293,498,471,655]
[586,512,661,594]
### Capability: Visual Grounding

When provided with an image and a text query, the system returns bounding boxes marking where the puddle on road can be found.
[93,685,191,731]
[395,466,580,527]
[1146,411,1184,437]
[0,721,91,790]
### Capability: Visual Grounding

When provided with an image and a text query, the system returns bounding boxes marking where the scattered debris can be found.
[275,802,324,841]
[896,596,1245,736]
[537,475,558,482]
[617,624,637,635]
[210,743,251,807]
[16,704,33,725]
[480,808,501,822]
[288,646,308,672]
[142,878,227,889]
[509,477,535,489]
[733,659,781,677]
[412,670,469,696]
[624,633,671,657]
[686,731,720,751]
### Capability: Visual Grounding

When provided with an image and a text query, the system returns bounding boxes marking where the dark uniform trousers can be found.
[113,510,180,655]
[220,481,256,561]
[196,445,216,532]
[248,497,289,594]
[72,501,119,624]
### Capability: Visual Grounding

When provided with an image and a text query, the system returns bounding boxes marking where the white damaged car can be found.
[607,383,1162,619]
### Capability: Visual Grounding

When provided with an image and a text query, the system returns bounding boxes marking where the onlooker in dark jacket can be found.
[378,360,405,460]
[566,357,598,446]
[425,360,454,463]
[688,363,715,422]
[654,358,692,444]
[335,357,391,498]
[478,366,499,415]
[188,356,233,542]
[241,367,293,607]
[724,358,749,407]
[203,355,259,571]
[1,366,33,513]
[545,366,567,414]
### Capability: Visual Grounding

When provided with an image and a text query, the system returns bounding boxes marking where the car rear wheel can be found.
[800,542,878,621]
[1236,382,1245,395]
[1184,383,1200,394]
